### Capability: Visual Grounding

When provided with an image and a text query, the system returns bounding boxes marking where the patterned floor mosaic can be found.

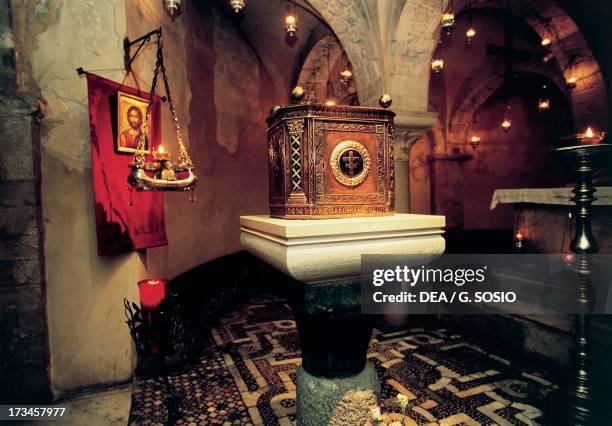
[130,295,557,425]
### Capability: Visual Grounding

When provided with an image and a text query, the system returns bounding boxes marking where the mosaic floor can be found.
[130,295,557,425]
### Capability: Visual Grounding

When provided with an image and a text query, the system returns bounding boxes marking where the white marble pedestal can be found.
[240,213,445,425]
[240,214,446,283]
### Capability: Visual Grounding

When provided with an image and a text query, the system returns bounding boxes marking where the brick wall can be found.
[0,0,50,403]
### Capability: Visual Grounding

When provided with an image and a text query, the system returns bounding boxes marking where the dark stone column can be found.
[286,277,380,426]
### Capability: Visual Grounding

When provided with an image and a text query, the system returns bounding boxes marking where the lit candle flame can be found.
[158,145,165,154]
[515,232,523,241]
[585,127,594,138]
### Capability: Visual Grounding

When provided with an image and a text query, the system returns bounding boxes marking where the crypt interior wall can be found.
[30,0,141,397]
[5,0,284,397]
[410,10,576,229]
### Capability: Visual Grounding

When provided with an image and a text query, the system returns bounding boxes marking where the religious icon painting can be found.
[116,91,152,154]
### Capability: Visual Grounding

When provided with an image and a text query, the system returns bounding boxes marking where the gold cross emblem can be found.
[342,150,361,177]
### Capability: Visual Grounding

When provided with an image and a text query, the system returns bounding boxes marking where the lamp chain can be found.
[133,36,193,169]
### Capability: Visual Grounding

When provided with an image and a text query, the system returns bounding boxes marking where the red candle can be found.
[138,278,168,309]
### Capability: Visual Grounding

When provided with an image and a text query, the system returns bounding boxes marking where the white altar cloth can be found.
[490,187,612,210]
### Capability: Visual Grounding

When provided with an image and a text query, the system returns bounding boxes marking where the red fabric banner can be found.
[86,73,167,255]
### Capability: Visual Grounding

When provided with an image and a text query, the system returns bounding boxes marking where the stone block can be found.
[0,259,41,286]
[0,284,43,314]
[0,98,33,157]
[0,228,40,260]
[0,153,34,180]
[0,179,36,207]
[296,363,381,426]
[0,204,37,235]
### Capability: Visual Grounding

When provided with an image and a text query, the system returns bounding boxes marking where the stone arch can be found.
[389,0,446,112]
[295,35,358,104]
[447,59,571,145]
[452,0,608,129]
[308,0,383,105]
[448,70,572,146]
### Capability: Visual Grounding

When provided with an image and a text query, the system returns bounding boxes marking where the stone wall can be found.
[1,0,286,398]
[25,0,142,396]
[0,0,50,403]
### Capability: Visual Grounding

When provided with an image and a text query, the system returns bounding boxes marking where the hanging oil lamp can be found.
[324,81,336,106]
[431,34,444,74]
[431,58,444,74]
[469,99,480,150]
[441,0,455,35]
[339,52,353,85]
[442,12,455,35]
[284,1,298,37]
[501,118,512,131]
[515,231,524,248]
[501,102,512,131]
[163,0,181,16]
[323,44,336,105]
[538,84,550,113]
[540,23,552,51]
[538,98,550,112]
[339,67,352,84]
[465,9,475,46]
[230,0,245,13]
[566,58,577,90]
[470,134,481,151]
[128,34,198,197]
[465,27,476,46]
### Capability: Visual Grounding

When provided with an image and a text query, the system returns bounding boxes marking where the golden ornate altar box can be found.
[266,104,395,219]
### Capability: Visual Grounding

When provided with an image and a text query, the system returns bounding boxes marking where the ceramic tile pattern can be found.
[130,295,556,425]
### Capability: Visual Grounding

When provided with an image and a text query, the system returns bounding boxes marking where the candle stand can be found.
[541,143,612,425]
[124,295,185,425]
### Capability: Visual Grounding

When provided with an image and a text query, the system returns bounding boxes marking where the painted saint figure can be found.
[119,106,144,149]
